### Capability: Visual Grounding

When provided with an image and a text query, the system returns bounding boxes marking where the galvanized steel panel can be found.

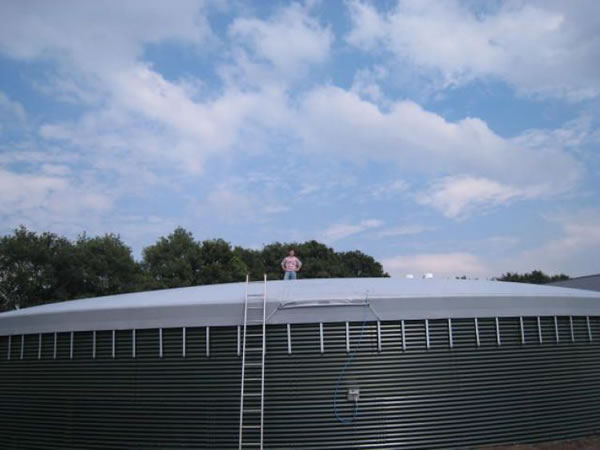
[1,317,600,449]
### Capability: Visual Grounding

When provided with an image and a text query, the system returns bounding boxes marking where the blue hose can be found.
[333,293,370,424]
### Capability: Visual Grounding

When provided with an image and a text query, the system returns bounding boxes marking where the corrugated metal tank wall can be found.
[2,316,600,449]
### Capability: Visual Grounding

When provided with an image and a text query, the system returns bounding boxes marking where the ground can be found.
[479,435,600,449]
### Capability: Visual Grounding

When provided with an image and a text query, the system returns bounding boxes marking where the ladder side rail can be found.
[239,274,250,450]
[260,274,267,449]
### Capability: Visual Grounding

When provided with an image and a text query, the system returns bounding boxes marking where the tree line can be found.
[496,270,569,284]
[0,226,570,311]
[0,226,388,311]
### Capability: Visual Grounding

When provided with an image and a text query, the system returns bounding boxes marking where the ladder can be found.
[239,274,267,450]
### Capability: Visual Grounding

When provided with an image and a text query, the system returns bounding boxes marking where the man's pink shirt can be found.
[282,256,301,272]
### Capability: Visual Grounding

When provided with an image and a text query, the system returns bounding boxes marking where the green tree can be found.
[142,227,203,289]
[337,250,388,278]
[0,226,77,310]
[233,247,265,281]
[142,229,247,288]
[497,270,569,284]
[294,240,342,278]
[0,227,390,309]
[241,240,389,280]
[74,233,140,298]
[197,239,247,285]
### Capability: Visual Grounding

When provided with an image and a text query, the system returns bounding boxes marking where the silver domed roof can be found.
[1,278,599,335]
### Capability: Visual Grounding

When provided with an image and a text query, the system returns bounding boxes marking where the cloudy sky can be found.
[1,0,599,278]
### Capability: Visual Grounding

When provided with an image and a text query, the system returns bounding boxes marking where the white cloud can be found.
[293,85,581,216]
[295,85,577,182]
[204,186,256,220]
[381,208,600,280]
[511,209,600,276]
[0,0,212,70]
[323,219,383,242]
[32,74,103,105]
[347,0,600,100]
[228,3,333,81]
[0,1,275,174]
[381,209,600,280]
[298,184,320,196]
[351,65,388,104]
[416,176,541,219]
[105,66,290,172]
[0,91,28,137]
[369,179,408,199]
[0,169,67,213]
[201,182,290,222]
[0,0,594,235]
[34,68,291,179]
[511,116,598,155]
[40,164,71,176]
[382,252,490,278]
[0,91,26,123]
[0,1,306,235]
[377,224,433,238]
[484,236,520,249]
[0,167,112,218]
[345,1,387,49]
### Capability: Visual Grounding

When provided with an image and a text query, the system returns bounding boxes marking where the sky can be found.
[0,0,599,279]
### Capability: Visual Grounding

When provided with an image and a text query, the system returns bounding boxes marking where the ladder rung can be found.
[245,347,263,352]
[247,320,263,324]
[247,306,263,310]
[247,294,263,297]
[242,443,261,446]
[244,393,261,396]
[244,333,262,337]
[243,425,261,428]
[243,408,261,412]
[245,362,262,366]
[245,378,261,381]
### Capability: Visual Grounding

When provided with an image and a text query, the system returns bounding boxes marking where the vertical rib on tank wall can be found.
[1,318,600,449]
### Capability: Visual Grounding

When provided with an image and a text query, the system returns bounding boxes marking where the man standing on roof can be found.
[281,249,302,280]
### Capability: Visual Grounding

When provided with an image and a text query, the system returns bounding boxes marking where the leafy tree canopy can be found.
[142,227,203,289]
[0,226,75,310]
[234,240,388,280]
[74,233,140,298]
[142,228,248,289]
[0,227,388,310]
[0,227,571,312]
[496,270,569,284]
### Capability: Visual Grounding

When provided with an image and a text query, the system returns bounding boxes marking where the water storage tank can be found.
[1,278,600,449]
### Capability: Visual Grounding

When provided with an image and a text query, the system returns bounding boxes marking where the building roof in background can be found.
[549,274,600,292]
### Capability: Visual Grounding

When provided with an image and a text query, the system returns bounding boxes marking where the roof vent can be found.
[423,273,434,279]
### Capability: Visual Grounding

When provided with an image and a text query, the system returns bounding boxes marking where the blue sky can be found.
[1,0,599,278]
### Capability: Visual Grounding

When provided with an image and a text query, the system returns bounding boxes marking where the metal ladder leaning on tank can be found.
[239,274,267,450]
